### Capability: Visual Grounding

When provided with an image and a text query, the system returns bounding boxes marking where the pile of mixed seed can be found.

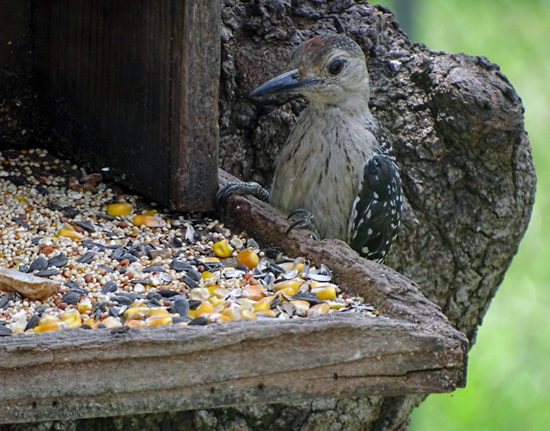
[0,148,377,336]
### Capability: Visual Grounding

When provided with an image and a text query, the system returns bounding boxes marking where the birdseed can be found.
[0,148,378,336]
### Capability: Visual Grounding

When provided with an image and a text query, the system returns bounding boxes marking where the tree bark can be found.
[213,1,534,429]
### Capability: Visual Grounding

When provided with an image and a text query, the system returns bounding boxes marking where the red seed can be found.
[40,245,54,255]
[117,221,128,228]
[98,267,107,276]
[119,258,130,267]
[84,273,94,283]
[57,302,68,310]
[126,272,134,280]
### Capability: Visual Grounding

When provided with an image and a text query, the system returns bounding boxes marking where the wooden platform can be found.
[0,171,468,424]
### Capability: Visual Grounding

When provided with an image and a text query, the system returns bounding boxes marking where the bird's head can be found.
[250,34,370,107]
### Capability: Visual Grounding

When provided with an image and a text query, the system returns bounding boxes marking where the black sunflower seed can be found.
[170,259,194,271]
[77,251,95,264]
[24,314,40,331]
[188,316,208,326]
[62,291,81,305]
[173,297,189,318]
[35,268,59,277]
[142,265,165,273]
[47,253,68,267]
[74,220,95,232]
[101,281,118,294]
[29,256,48,272]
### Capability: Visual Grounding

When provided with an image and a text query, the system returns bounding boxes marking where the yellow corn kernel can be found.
[78,298,92,314]
[311,285,336,301]
[236,250,259,269]
[221,303,240,321]
[106,202,133,217]
[273,279,303,294]
[101,316,122,328]
[38,315,60,325]
[242,284,266,300]
[255,310,277,318]
[145,316,172,327]
[34,315,64,333]
[148,307,170,317]
[59,225,85,240]
[290,300,310,316]
[202,271,214,279]
[252,297,271,312]
[82,318,99,329]
[189,287,210,301]
[213,239,233,258]
[275,286,296,298]
[188,309,196,319]
[60,309,82,329]
[14,195,28,203]
[199,257,221,264]
[125,319,144,328]
[208,286,230,298]
[307,303,331,317]
[34,321,64,333]
[195,301,214,317]
[241,309,258,320]
[142,209,157,216]
[208,296,226,308]
[133,214,163,227]
[207,313,231,323]
[123,306,148,320]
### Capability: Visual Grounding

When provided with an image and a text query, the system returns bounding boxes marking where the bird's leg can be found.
[215,181,269,208]
[286,209,320,239]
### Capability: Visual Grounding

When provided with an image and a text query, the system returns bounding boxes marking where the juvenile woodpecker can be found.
[217,34,402,263]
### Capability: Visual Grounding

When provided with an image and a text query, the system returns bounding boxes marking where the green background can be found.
[375,1,549,430]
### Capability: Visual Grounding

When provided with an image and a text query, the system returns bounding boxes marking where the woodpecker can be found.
[217,34,402,263]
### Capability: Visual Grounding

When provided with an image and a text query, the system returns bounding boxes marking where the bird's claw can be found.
[215,182,269,209]
[286,209,319,239]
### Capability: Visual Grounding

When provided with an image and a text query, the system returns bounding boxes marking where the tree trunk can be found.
[214,1,535,429]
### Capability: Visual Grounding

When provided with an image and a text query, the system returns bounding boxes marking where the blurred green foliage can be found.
[375,1,550,430]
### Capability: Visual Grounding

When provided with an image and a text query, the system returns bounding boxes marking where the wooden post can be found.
[33,0,220,212]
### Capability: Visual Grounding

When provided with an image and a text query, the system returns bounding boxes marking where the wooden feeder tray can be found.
[0,171,468,424]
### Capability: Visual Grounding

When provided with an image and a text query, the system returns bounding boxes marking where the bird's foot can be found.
[215,181,269,208]
[286,209,319,240]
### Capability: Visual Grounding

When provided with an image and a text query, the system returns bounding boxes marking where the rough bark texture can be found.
[212,1,534,430]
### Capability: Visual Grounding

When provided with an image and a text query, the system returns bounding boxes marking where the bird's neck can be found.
[307,93,375,126]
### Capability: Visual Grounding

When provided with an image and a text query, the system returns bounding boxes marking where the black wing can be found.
[348,154,402,262]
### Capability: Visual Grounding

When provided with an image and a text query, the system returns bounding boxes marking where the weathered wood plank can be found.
[0,314,465,424]
[33,0,220,211]
[0,173,467,424]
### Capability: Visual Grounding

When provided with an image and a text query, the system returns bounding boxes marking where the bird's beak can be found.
[249,69,317,98]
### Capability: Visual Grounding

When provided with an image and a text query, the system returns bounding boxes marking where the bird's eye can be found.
[328,59,345,76]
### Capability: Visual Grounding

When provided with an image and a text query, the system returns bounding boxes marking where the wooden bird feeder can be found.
[0,0,468,425]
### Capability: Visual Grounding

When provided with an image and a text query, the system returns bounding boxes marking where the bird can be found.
[216,34,402,263]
